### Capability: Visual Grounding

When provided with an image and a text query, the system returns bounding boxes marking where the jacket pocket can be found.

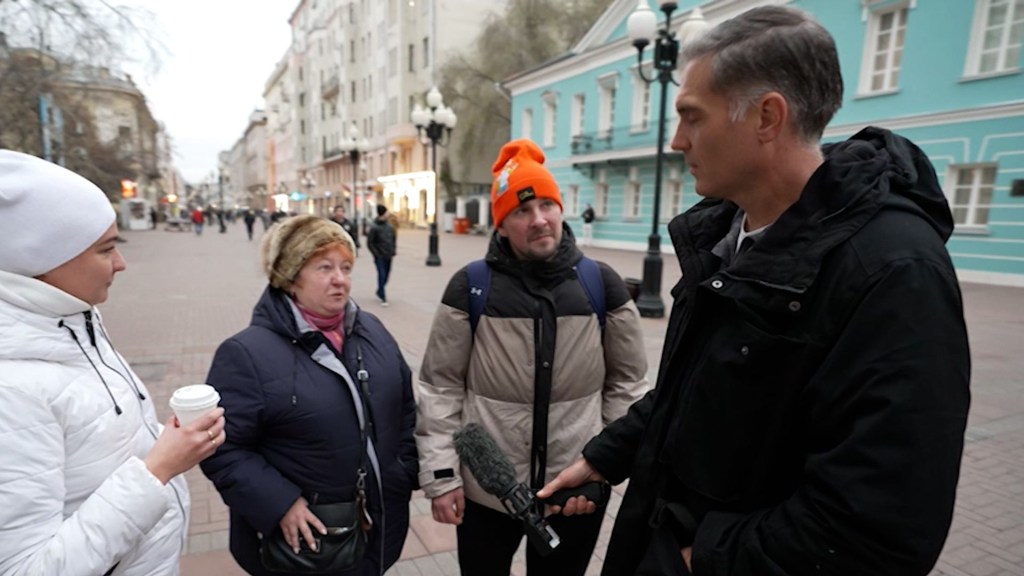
[666,319,823,504]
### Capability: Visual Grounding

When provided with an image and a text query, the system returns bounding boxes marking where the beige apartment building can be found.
[224,0,506,226]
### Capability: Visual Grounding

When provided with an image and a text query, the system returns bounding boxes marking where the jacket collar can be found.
[669,126,951,294]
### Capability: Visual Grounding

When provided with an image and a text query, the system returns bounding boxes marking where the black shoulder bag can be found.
[260,344,374,573]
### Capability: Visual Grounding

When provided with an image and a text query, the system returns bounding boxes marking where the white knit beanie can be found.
[0,150,116,277]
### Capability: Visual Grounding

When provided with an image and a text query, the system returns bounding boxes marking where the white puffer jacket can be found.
[0,271,189,576]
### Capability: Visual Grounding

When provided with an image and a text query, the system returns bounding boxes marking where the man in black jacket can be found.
[539,6,971,576]
[367,204,396,306]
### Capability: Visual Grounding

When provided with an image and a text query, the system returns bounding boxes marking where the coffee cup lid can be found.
[170,384,220,410]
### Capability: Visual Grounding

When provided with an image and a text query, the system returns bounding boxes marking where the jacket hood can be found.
[669,126,953,293]
[485,222,583,283]
[0,270,92,362]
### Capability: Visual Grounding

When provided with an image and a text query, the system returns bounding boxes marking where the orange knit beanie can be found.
[490,139,562,228]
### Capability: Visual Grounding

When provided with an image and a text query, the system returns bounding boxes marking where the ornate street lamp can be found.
[339,121,369,233]
[627,1,708,318]
[411,86,458,267]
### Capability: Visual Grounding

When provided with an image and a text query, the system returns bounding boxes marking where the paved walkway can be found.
[98,222,1024,575]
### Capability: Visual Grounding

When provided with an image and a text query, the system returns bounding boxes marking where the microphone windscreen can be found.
[453,423,518,496]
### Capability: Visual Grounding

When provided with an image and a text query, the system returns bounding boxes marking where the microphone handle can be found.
[542,481,611,508]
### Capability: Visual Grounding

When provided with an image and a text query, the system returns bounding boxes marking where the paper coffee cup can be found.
[169,384,221,427]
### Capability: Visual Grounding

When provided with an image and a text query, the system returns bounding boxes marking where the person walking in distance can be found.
[0,150,225,576]
[580,203,595,247]
[538,7,971,576]
[367,204,396,307]
[243,209,257,241]
[416,139,649,576]
[331,204,361,255]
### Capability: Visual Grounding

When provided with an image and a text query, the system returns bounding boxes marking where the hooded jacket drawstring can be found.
[60,318,122,416]
[92,312,146,401]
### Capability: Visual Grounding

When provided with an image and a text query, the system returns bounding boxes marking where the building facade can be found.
[223,0,507,228]
[504,0,1024,287]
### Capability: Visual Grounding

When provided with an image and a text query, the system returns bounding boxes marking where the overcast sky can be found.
[127,1,295,183]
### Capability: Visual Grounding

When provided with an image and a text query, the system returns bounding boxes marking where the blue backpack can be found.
[465,257,606,336]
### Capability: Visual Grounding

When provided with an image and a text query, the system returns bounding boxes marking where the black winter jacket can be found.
[583,127,971,576]
[201,287,418,576]
[367,218,395,259]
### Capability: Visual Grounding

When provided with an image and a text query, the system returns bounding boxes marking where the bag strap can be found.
[353,342,374,532]
[574,257,606,332]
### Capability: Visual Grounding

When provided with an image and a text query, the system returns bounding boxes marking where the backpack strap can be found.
[466,259,490,335]
[574,257,606,332]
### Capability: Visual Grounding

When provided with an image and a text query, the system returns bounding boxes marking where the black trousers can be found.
[456,498,605,576]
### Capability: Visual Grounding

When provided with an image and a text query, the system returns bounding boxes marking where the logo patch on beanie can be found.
[494,159,519,198]
[517,187,536,203]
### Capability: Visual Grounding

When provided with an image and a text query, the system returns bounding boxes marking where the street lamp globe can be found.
[678,7,708,48]
[425,86,443,109]
[626,0,656,48]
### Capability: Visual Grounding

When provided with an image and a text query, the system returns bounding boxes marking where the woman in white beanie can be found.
[200,215,418,576]
[0,150,225,576]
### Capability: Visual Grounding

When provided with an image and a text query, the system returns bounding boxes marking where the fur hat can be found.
[0,149,116,277]
[490,139,562,228]
[261,215,356,289]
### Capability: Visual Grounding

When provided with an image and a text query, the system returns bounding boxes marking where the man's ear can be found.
[756,92,788,142]
[496,223,509,238]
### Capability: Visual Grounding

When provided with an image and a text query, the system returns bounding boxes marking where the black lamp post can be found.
[301,175,316,214]
[411,86,458,267]
[339,121,369,233]
[628,2,708,318]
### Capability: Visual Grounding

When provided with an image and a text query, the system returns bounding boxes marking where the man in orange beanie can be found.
[415,138,649,575]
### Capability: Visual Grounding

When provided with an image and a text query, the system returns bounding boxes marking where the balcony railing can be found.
[321,74,340,100]
[569,117,672,155]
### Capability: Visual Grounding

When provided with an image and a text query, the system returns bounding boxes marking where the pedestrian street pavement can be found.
[96,221,1024,575]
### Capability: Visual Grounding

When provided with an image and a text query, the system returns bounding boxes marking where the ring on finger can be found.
[207,429,215,441]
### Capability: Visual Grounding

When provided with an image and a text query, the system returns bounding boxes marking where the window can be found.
[521,108,533,141]
[662,166,683,220]
[300,119,306,135]
[408,44,415,72]
[299,92,305,107]
[625,166,642,218]
[351,81,356,102]
[594,170,609,217]
[350,40,355,63]
[565,184,579,217]
[542,92,557,147]
[859,5,908,94]
[598,74,617,139]
[948,165,997,227]
[570,94,585,137]
[423,37,430,68]
[631,64,652,132]
[968,0,1024,75]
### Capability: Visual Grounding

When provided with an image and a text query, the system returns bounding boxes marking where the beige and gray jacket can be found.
[416,228,649,512]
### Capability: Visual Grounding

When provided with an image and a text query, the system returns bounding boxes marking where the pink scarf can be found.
[295,302,345,353]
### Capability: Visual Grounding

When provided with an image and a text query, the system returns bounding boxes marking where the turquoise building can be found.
[503,0,1024,287]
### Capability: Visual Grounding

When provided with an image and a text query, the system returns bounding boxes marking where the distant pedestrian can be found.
[0,149,223,575]
[149,206,158,230]
[367,204,396,306]
[330,205,361,255]
[243,209,256,241]
[580,203,595,246]
[191,207,204,236]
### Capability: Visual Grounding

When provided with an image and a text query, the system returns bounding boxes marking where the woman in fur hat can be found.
[0,150,222,575]
[200,215,418,576]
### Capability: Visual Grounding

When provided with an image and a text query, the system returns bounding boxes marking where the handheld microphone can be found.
[453,423,611,555]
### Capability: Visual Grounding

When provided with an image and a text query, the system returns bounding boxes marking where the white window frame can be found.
[965,0,1024,76]
[947,164,997,230]
[625,166,642,219]
[661,166,683,222]
[565,184,579,217]
[542,92,558,148]
[597,73,617,140]
[631,63,653,133]
[521,108,533,141]
[858,2,909,96]
[594,169,609,217]
[570,93,586,138]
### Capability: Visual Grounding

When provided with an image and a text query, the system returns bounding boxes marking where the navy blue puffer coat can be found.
[201,286,418,576]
